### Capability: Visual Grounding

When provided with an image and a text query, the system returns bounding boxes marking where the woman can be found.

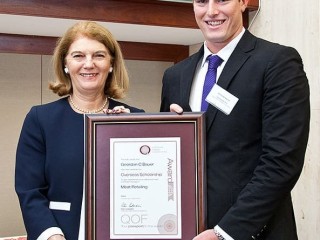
[15,21,144,240]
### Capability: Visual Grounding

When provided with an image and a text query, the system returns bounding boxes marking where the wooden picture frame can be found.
[85,113,206,240]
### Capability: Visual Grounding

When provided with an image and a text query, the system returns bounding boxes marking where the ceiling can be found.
[0,13,204,46]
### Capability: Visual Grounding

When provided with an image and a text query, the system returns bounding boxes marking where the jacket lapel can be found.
[206,31,256,130]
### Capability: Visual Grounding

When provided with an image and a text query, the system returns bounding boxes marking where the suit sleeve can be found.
[160,67,188,112]
[218,47,310,239]
[15,107,60,240]
[160,68,174,112]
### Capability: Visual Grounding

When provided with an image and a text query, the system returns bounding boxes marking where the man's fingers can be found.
[170,104,183,114]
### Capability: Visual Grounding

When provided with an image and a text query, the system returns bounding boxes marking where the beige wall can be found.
[0,54,42,236]
[124,60,172,112]
[0,53,172,237]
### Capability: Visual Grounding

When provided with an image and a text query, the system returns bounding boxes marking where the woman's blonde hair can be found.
[50,21,129,99]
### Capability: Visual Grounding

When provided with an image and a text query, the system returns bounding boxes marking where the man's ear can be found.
[240,0,249,12]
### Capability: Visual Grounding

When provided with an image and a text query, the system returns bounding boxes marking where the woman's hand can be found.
[103,106,130,114]
[48,234,66,240]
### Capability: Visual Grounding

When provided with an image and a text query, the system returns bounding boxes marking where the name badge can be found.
[206,84,239,115]
[49,201,71,211]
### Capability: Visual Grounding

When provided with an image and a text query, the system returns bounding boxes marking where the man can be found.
[160,0,310,239]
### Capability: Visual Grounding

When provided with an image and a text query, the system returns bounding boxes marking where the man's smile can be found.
[206,20,225,27]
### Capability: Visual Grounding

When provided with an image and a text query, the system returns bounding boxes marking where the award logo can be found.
[140,145,151,155]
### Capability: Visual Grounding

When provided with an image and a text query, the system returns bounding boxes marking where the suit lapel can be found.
[206,31,256,130]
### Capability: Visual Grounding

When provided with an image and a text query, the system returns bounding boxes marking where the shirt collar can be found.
[201,27,246,67]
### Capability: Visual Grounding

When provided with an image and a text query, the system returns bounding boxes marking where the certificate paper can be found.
[110,137,181,239]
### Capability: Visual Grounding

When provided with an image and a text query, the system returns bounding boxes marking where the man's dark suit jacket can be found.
[160,30,310,239]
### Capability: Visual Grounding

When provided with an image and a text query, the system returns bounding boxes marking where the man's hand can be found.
[192,229,219,240]
[170,103,183,114]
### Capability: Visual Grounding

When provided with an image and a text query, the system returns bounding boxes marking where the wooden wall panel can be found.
[0,0,258,29]
[0,33,188,63]
[0,0,259,61]
[0,0,198,29]
[0,34,57,55]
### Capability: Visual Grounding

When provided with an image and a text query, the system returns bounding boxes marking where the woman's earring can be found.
[109,67,113,73]
[64,67,69,74]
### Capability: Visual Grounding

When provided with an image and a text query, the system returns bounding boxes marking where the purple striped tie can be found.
[201,55,223,111]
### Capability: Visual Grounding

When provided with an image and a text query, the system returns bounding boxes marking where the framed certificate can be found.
[85,112,206,240]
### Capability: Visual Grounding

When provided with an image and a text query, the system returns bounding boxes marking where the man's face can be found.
[193,0,248,52]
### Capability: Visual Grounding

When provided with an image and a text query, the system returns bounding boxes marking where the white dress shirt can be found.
[189,28,245,112]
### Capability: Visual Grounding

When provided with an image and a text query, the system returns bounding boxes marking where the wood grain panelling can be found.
[0,33,188,63]
[0,0,259,61]
[0,34,57,55]
[0,0,198,29]
[120,41,189,63]
[0,0,258,28]
[247,0,259,10]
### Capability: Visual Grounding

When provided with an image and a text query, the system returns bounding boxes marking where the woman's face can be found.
[65,36,113,96]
